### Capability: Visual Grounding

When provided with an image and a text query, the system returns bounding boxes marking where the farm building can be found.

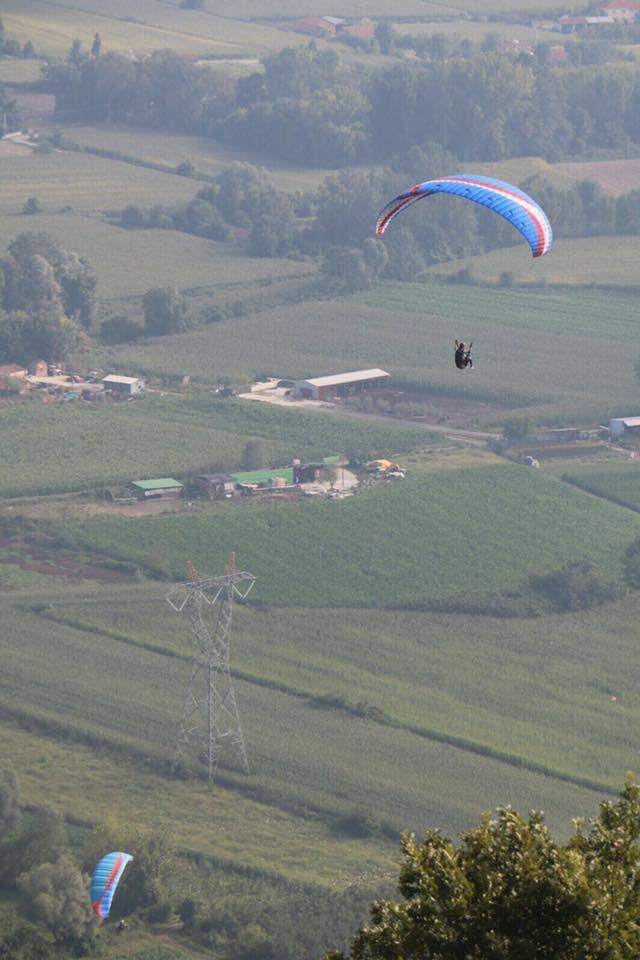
[609,416,640,437]
[102,374,145,395]
[292,369,390,401]
[0,363,27,379]
[230,468,295,490]
[192,474,236,499]
[27,359,48,377]
[129,478,183,499]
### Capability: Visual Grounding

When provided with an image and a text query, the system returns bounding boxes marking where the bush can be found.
[22,197,42,215]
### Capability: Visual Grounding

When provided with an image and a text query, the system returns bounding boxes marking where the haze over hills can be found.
[3,1,640,957]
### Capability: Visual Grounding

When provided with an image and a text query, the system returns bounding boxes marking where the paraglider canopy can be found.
[376,174,553,258]
[90,851,133,920]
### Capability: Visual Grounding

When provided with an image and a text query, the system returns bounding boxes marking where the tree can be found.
[241,439,269,470]
[22,197,41,215]
[19,856,96,954]
[327,775,640,960]
[374,21,394,55]
[9,805,68,878]
[68,38,83,65]
[143,286,190,336]
[90,32,101,58]
[0,905,55,960]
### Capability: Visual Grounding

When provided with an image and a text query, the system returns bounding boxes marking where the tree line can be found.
[112,156,640,289]
[44,44,640,168]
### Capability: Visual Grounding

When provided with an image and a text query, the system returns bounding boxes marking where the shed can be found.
[103,374,145,395]
[192,474,236,499]
[292,368,390,401]
[130,478,183,499]
[609,417,640,437]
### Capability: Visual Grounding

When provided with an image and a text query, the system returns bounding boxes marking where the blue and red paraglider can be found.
[376,174,553,258]
[90,851,133,920]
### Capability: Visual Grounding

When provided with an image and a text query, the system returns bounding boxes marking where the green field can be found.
[0,152,200,218]
[1,0,312,59]
[0,213,315,302]
[37,590,640,800]
[51,464,640,605]
[52,124,345,194]
[426,236,640,288]
[72,279,640,422]
[560,460,640,512]
[0,395,433,496]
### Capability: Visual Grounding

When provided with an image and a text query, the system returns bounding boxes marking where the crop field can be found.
[52,464,640,605]
[0,395,432,496]
[86,279,640,420]
[0,213,315,302]
[0,598,620,853]
[1,0,311,59]
[425,236,640,289]
[42,590,640,793]
[560,461,640,512]
[0,152,199,219]
[54,124,345,195]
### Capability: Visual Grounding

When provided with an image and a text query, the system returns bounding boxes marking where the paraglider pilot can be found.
[454,340,473,370]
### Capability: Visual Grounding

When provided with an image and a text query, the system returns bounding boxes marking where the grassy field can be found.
[0,152,200,218]
[426,236,640,287]
[0,592,625,853]
[559,460,640,512]
[1,0,312,59]
[0,212,315,302]
[74,279,640,422]
[52,124,346,194]
[51,463,640,605]
[39,589,640,797]
[0,394,433,496]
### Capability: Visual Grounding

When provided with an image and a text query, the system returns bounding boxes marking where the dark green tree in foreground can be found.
[327,774,640,960]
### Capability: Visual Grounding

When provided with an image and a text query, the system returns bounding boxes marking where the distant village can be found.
[290,1,640,65]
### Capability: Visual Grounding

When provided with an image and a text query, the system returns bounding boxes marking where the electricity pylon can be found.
[166,554,255,781]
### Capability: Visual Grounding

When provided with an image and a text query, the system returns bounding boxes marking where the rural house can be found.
[292,368,390,401]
